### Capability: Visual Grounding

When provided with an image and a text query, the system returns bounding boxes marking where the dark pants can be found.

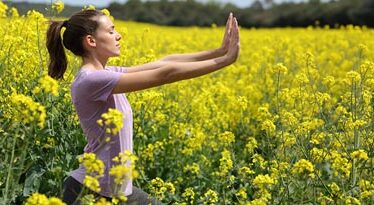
[62,176,162,205]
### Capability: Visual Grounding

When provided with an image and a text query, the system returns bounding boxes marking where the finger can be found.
[231,16,236,31]
[236,18,240,41]
[234,18,239,35]
[226,12,232,26]
[232,18,237,35]
[233,18,239,42]
[227,13,233,34]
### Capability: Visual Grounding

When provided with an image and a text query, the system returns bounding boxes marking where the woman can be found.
[46,9,239,205]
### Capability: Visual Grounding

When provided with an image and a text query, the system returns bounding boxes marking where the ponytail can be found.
[46,20,67,80]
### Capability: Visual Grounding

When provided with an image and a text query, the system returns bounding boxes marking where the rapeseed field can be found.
[0,2,373,205]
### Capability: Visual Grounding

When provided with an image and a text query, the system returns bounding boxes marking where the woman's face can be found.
[92,15,122,58]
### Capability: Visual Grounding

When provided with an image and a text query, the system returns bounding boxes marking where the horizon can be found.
[13,0,311,9]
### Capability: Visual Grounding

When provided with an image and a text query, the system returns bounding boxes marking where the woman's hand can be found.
[225,17,240,65]
[220,13,233,54]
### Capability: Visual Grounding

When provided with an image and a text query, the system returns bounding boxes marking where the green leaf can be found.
[23,170,45,196]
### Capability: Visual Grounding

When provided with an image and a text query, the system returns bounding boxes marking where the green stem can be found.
[3,135,17,204]
[276,71,280,114]
[36,19,45,75]
[351,80,359,187]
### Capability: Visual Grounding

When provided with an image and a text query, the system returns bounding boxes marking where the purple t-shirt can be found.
[70,66,133,197]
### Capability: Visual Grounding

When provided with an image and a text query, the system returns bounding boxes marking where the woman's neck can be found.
[82,55,108,70]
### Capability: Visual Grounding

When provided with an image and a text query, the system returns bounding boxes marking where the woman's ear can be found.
[83,35,96,48]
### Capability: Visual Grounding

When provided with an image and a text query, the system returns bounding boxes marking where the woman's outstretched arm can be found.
[160,13,233,62]
[125,13,234,73]
[112,17,239,94]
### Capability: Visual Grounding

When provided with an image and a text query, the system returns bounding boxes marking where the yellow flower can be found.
[235,188,248,201]
[317,192,334,205]
[280,111,298,127]
[311,147,325,163]
[149,177,175,201]
[52,0,64,14]
[358,44,368,56]
[110,151,138,185]
[345,196,361,205]
[218,131,235,145]
[252,154,267,170]
[101,9,114,21]
[25,193,49,205]
[83,4,96,11]
[93,198,112,205]
[245,137,258,153]
[140,141,164,162]
[119,196,127,202]
[237,96,248,110]
[291,159,315,178]
[247,198,267,205]
[200,189,218,205]
[295,72,309,84]
[260,119,276,133]
[27,10,45,20]
[328,151,351,178]
[182,187,195,203]
[328,182,340,195]
[322,75,335,87]
[10,7,19,17]
[183,163,200,175]
[351,149,368,160]
[346,71,361,83]
[83,175,101,192]
[78,153,105,176]
[98,108,124,135]
[360,190,374,200]
[81,194,95,205]
[109,165,132,184]
[25,193,66,205]
[33,74,59,96]
[359,179,374,191]
[310,132,326,144]
[0,1,8,17]
[252,174,276,188]
[111,198,119,205]
[165,182,176,194]
[48,197,66,205]
[215,149,233,177]
[238,166,255,178]
[6,93,46,128]
[272,63,288,74]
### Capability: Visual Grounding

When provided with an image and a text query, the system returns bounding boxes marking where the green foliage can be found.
[3,0,374,27]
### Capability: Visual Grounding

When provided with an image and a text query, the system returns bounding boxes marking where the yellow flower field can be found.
[0,2,373,204]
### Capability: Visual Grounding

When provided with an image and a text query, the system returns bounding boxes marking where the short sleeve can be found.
[106,66,128,73]
[84,70,122,102]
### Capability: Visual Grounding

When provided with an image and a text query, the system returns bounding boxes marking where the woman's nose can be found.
[116,33,122,41]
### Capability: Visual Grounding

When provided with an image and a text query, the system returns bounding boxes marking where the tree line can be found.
[4,0,374,28]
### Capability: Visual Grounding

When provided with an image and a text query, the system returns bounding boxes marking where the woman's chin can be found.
[112,52,121,57]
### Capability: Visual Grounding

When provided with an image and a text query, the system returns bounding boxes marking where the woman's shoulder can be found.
[71,66,126,88]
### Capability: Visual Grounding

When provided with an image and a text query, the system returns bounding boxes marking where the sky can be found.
[18,0,310,8]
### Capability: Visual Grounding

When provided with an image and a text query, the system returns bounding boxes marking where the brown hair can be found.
[46,9,105,80]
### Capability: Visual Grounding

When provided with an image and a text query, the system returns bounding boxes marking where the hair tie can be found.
[62,20,68,27]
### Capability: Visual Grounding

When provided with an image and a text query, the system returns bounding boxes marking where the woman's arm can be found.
[125,49,224,73]
[125,60,168,73]
[112,17,239,94]
[159,48,226,62]
[125,13,233,73]
[113,56,229,93]
[160,13,233,62]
